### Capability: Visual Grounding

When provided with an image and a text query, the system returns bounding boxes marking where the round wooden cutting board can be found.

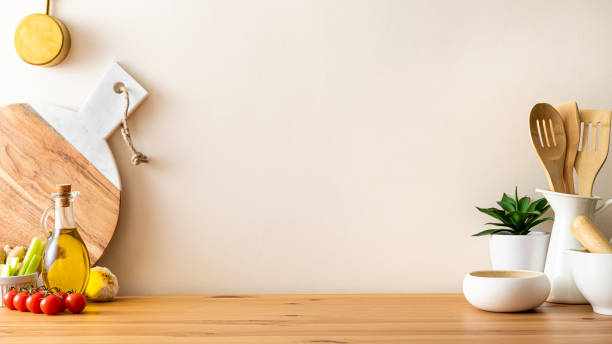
[0,63,148,264]
[0,103,119,264]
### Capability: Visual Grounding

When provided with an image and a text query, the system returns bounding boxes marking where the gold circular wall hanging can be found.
[14,0,70,67]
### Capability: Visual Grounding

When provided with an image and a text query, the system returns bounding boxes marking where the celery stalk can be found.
[24,254,41,275]
[37,242,46,257]
[7,256,19,276]
[0,264,8,277]
[18,237,42,275]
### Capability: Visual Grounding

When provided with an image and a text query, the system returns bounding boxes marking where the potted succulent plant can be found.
[474,188,552,272]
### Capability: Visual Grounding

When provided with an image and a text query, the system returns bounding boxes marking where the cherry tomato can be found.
[40,294,63,315]
[13,291,30,312]
[3,289,18,310]
[26,292,45,313]
[65,293,86,314]
[54,291,67,312]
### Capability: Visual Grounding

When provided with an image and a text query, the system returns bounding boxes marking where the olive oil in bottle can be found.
[42,184,90,293]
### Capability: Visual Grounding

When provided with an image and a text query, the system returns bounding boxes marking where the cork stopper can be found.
[56,184,72,207]
[56,184,71,194]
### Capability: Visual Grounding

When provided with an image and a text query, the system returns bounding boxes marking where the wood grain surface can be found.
[0,294,611,343]
[0,104,119,264]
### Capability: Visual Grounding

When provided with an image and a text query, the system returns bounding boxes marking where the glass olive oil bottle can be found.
[42,184,90,293]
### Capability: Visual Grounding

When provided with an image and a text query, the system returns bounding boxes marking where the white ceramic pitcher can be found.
[536,189,612,304]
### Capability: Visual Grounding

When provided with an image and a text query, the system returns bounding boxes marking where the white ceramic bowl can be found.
[567,249,612,315]
[463,270,550,312]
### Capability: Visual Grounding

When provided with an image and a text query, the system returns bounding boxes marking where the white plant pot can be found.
[489,232,550,272]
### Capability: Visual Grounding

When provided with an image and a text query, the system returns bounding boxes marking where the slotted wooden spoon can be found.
[575,109,612,196]
[555,101,580,194]
[529,103,567,192]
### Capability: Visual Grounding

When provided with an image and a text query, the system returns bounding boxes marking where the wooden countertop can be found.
[0,294,611,343]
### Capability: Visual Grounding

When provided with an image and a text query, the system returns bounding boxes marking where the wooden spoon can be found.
[529,103,567,192]
[555,101,580,194]
[575,109,611,196]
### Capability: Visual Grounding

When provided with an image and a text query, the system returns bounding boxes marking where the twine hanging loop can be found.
[116,84,149,165]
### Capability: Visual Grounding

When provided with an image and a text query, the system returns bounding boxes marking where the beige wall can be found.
[1,0,612,294]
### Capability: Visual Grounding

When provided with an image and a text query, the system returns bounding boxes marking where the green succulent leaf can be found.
[476,207,510,223]
[526,217,554,229]
[515,187,519,205]
[473,188,551,236]
[501,193,516,211]
[508,211,541,219]
[484,222,513,227]
[531,198,549,212]
[497,201,515,213]
[518,197,531,212]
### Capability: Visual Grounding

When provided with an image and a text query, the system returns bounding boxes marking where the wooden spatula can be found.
[555,101,581,194]
[575,109,611,196]
[529,103,567,192]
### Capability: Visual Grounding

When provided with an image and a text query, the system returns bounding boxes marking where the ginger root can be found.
[3,245,11,259]
[8,246,27,261]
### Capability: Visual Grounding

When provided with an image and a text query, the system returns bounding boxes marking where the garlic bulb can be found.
[85,266,119,302]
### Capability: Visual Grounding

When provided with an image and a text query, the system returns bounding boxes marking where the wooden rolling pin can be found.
[570,216,612,253]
